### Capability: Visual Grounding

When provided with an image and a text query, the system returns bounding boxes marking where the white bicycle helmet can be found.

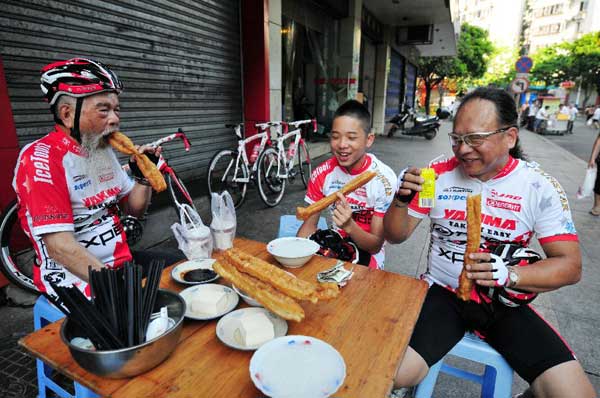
[40,58,123,142]
[41,58,123,105]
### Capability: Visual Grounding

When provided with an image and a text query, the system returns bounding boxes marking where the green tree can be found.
[417,23,493,113]
[530,32,600,101]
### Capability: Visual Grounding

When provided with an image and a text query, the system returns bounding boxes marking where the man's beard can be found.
[80,130,120,191]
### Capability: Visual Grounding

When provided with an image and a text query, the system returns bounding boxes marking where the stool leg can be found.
[36,359,48,398]
[415,360,443,398]
[481,365,496,398]
[492,364,513,398]
[74,382,100,398]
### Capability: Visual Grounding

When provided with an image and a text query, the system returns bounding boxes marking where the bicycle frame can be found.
[224,123,272,184]
[272,119,315,178]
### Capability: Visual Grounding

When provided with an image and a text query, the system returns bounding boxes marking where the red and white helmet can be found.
[479,243,542,307]
[40,58,123,105]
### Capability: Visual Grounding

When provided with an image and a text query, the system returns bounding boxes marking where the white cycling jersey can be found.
[12,127,135,297]
[408,156,578,290]
[305,153,396,269]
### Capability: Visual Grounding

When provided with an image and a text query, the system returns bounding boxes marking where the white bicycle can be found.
[256,119,315,207]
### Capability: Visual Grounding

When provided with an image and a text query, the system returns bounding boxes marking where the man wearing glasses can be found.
[384,88,594,397]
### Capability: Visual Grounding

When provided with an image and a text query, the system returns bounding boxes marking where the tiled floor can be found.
[0,333,38,398]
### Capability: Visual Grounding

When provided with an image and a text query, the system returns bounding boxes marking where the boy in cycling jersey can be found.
[297,100,396,269]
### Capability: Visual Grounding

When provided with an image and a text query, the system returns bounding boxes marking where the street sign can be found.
[515,56,533,73]
[515,72,530,79]
[510,77,530,93]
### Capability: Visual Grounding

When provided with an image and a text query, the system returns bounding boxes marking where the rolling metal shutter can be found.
[1,0,242,181]
[404,62,417,111]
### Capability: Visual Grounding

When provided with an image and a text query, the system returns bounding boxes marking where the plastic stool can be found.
[415,333,513,398]
[34,296,99,398]
[277,214,327,238]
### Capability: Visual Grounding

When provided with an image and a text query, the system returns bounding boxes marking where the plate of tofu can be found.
[179,284,239,320]
[216,307,287,350]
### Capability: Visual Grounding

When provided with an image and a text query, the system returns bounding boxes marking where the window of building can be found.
[535,23,561,35]
[533,3,563,17]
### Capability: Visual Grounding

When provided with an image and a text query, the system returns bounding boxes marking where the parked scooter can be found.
[387,107,440,140]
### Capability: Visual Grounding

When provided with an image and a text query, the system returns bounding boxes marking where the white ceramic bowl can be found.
[232,284,262,307]
[266,237,320,268]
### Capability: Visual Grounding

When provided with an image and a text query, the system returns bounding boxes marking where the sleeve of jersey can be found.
[17,147,74,236]
[373,170,396,217]
[116,167,135,200]
[534,177,578,245]
[304,168,326,205]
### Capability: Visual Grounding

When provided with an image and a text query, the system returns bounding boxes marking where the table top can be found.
[20,238,428,398]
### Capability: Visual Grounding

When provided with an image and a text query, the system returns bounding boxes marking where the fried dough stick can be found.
[224,248,318,303]
[107,131,167,192]
[296,170,377,220]
[315,282,340,300]
[213,259,305,322]
[457,194,482,301]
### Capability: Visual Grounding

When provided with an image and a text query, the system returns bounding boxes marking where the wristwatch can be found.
[506,266,519,288]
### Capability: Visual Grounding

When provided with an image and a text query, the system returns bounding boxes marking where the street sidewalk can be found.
[1,120,598,397]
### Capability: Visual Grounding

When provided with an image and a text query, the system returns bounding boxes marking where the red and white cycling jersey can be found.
[305,153,396,269]
[12,127,135,297]
[408,156,578,290]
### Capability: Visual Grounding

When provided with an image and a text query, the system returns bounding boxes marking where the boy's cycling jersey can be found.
[408,156,578,289]
[305,153,396,269]
[12,128,135,297]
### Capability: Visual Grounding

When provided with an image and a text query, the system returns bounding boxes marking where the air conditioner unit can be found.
[396,25,433,45]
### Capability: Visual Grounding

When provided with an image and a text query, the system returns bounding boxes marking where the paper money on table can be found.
[317,261,354,286]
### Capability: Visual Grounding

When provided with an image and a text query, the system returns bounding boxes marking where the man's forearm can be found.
[43,233,104,282]
[126,183,152,218]
[383,199,412,243]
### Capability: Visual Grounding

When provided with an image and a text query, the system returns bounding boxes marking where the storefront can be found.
[281,0,350,131]
[404,62,418,110]
[1,0,243,182]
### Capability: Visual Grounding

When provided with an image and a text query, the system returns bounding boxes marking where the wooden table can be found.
[20,238,428,397]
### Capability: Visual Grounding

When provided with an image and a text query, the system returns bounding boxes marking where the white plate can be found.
[250,335,346,398]
[231,284,262,307]
[179,284,239,320]
[171,259,219,285]
[216,308,287,351]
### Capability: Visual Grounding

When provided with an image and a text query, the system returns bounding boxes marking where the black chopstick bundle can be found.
[49,260,166,350]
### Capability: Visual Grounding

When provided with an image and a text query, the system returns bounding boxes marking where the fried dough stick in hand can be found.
[224,248,318,303]
[296,170,377,220]
[213,259,305,322]
[457,194,481,301]
[107,131,167,192]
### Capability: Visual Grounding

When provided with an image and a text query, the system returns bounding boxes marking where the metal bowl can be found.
[60,289,186,379]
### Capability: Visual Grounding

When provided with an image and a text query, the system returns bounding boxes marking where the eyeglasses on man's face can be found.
[448,126,515,147]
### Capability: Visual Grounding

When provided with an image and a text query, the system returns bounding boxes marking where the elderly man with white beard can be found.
[12,58,185,300]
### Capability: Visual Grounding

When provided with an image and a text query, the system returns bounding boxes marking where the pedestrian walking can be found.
[587,131,600,216]
[567,103,578,134]
[527,101,538,131]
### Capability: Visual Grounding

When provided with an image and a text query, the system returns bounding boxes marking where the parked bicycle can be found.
[206,122,274,209]
[0,128,194,293]
[256,119,315,207]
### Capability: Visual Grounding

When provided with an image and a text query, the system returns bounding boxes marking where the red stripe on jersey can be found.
[538,234,579,245]
[493,156,518,180]
[348,155,372,175]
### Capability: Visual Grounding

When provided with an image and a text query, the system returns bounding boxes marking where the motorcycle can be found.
[387,107,440,140]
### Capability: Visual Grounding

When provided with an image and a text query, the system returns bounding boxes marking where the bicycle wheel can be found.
[0,200,38,293]
[207,150,248,209]
[167,172,196,213]
[256,147,286,207]
[297,141,312,188]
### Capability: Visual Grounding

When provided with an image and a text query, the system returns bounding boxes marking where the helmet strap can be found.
[71,97,84,143]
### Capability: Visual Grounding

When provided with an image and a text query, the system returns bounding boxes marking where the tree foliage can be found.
[531,32,600,95]
[417,23,494,112]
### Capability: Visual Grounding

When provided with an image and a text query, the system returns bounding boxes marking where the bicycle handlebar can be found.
[146,128,191,151]
[286,119,317,132]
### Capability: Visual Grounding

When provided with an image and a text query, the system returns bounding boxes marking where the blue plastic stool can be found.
[34,296,99,398]
[415,333,513,398]
[277,214,328,238]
